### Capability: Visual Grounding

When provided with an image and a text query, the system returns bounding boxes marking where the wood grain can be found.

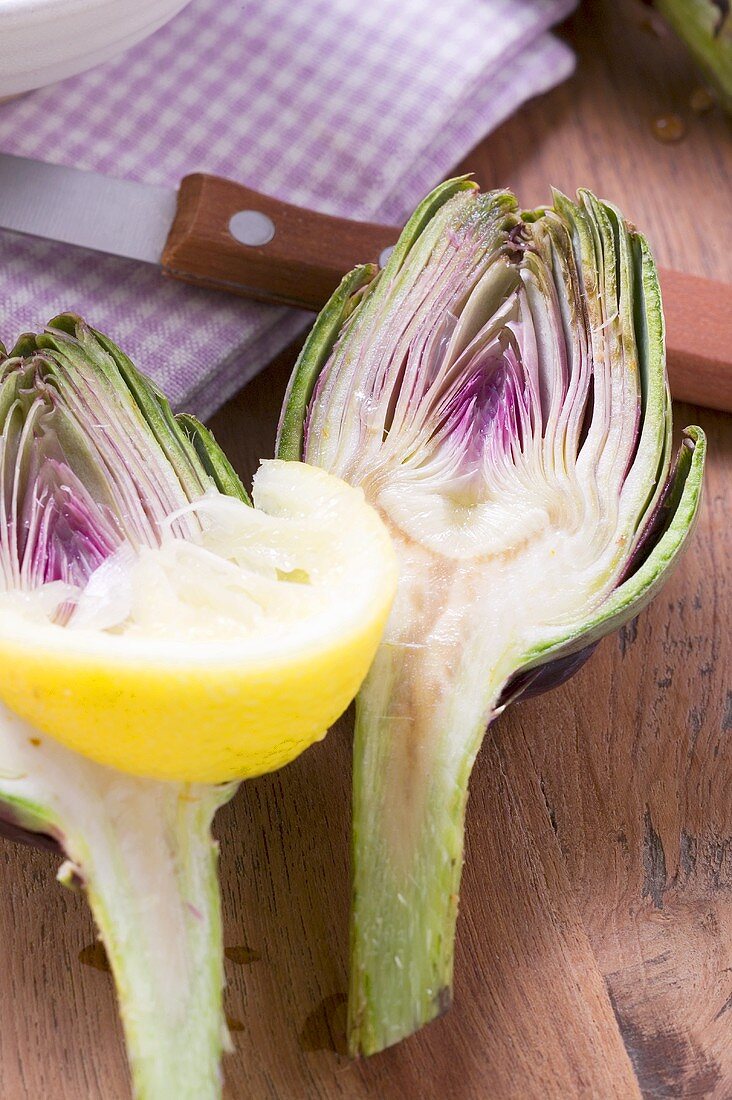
[0,1,729,1097]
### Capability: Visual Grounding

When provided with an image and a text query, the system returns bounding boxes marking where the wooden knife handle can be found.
[161,173,398,310]
[162,173,731,413]
[660,269,732,413]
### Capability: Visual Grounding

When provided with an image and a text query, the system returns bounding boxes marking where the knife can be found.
[0,152,729,413]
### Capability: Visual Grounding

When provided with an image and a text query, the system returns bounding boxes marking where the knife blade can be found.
[0,151,397,312]
[0,151,729,413]
[0,153,177,265]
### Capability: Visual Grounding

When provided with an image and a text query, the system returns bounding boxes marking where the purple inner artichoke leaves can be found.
[0,315,247,1100]
[277,179,706,1056]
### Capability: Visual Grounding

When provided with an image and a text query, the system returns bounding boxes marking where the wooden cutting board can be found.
[1,1,729,1096]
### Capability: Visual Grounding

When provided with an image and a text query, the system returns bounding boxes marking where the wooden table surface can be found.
[1,1,730,1097]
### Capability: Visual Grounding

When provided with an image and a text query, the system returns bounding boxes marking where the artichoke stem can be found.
[68,783,231,1100]
[348,644,489,1056]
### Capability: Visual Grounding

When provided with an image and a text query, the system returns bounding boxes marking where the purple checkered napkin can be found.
[0,0,576,419]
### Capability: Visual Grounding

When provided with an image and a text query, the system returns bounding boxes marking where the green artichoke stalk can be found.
[277,179,706,1055]
[0,316,246,1099]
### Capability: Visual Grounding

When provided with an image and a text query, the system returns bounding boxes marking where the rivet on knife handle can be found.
[161,173,399,311]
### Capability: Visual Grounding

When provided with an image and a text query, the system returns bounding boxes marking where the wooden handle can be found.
[660,269,732,413]
[162,174,731,412]
[161,173,398,310]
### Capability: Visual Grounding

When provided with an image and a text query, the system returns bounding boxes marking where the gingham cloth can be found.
[0,0,575,419]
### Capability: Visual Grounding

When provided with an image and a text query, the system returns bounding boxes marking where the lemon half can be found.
[0,461,397,782]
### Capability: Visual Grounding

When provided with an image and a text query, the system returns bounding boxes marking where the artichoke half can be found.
[0,316,244,1099]
[0,316,396,1098]
[277,180,706,1054]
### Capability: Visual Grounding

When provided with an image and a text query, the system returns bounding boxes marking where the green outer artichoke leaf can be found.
[177,413,251,504]
[278,265,379,461]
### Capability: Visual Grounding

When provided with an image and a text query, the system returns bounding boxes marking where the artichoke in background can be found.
[0,316,396,1098]
[278,179,706,1054]
[652,0,732,111]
